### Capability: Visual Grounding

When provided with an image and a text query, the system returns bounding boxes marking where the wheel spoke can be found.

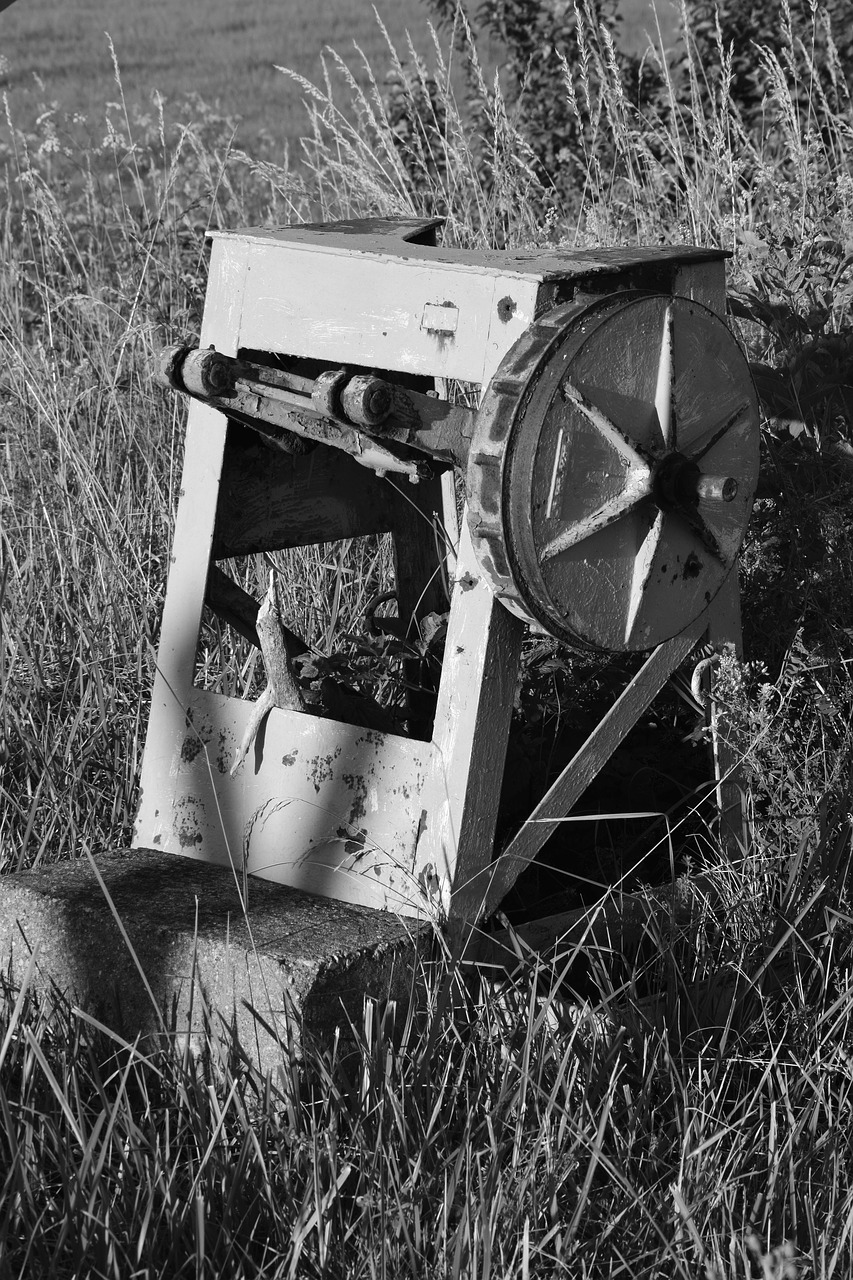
[623,509,729,649]
[538,473,652,563]
[561,381,651,468]
[672,504,728,566]
[623,510,665,646]
[685,399,752,462]
[654,303,674,447]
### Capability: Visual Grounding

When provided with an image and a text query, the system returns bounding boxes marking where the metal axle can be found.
[157,345,475,480]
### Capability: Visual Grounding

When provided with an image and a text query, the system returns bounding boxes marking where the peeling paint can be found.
[342,772,368,822]
[350,793,367,822]
[216,730,231,775]
[683,552,703,579]
[417,862,441,900]
[176,820,202,848]
[344,829,367,858]
[309,753,336,793]
[180,735,203,764]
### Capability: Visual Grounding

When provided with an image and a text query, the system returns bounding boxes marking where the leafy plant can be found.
[424,0,664,202]
[676,0,853,129]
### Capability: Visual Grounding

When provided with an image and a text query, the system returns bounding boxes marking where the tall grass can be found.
[2,838,853,1276]
[2,2,853,1273]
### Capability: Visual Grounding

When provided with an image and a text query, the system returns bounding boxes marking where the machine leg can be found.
[413,523,524,927]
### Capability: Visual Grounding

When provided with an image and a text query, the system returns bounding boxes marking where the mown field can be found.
[0,0,676,150]
[1,0,853,1274]
[0,0,456,148]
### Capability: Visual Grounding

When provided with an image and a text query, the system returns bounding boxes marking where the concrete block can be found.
[0,849,432,1074]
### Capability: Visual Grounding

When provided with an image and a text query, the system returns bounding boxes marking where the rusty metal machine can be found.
[134,217,759,924]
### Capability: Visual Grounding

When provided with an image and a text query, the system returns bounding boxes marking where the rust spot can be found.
[458,572,477,592]
[683,552,702,579]
[497,295,516,322]
[281,750,299,766]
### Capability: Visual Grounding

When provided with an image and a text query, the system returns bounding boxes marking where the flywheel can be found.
[467,292,760,652]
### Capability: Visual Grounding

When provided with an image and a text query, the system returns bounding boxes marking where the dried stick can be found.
[231,572,305,775]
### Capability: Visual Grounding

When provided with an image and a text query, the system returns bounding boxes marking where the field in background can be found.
[0,0,677,153]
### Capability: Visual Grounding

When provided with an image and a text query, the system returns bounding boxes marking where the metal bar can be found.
[475,619,707,919]
[208,389,430,481]
[247,365,316,395]
[234,377,312,412]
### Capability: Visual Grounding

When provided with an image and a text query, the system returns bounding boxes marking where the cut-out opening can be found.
[188,347,459,742]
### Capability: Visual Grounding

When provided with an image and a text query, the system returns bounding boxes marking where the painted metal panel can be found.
[140,688,434,916]
[235,241,541,384]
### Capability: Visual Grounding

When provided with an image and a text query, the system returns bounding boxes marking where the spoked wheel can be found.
[467,292,760,651]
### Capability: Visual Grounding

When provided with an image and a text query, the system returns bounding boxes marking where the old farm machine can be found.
[135,217,759,928]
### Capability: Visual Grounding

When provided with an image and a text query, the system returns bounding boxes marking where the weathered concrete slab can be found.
[0,849,432,1074]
